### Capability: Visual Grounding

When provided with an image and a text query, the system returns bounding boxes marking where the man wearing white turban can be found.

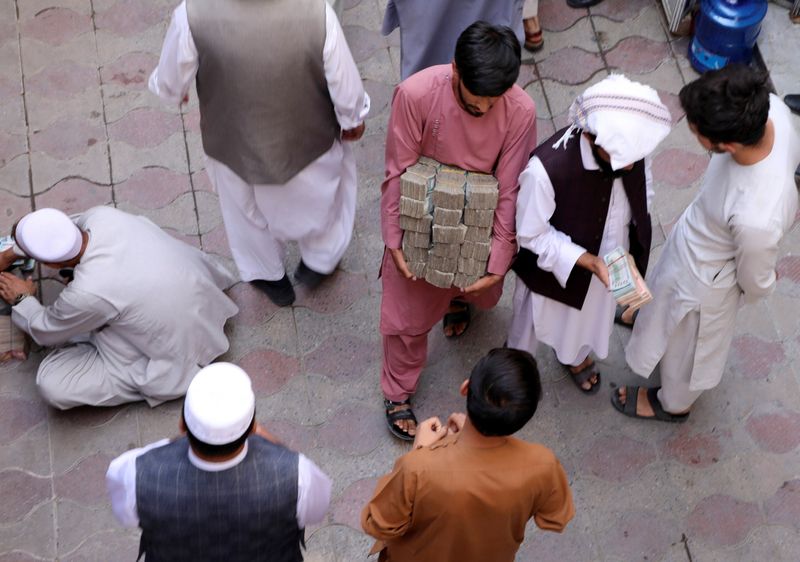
[0,206,238,409]
[508,74,672,394]
[106,363,332,560]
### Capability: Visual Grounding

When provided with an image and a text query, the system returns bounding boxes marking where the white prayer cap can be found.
[184,363,256,445]
[560,74,672,170]
[15,208,82,263]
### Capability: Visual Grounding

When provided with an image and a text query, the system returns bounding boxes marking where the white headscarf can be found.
[14,208,83,263]
[554,74,673,170]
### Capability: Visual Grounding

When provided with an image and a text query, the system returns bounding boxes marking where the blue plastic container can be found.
[690,0,768,73]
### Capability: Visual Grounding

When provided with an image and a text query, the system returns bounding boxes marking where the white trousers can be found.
[207,140,357,281]
[523,0,539,18]
[656,309,704,413]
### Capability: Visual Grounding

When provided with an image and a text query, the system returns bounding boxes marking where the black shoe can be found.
[251,275,295,307]
[294,260,332,290]
[567,0,603,7]
[785,94,800,115]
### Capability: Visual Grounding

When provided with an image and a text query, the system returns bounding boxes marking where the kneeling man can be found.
[0,207,238,409]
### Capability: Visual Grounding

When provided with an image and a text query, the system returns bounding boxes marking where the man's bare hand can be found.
[389,247,415,280]
[412,416,448,449]
[462,273,502,297]
[0,248,17,272]
[446,412,466,435]
[0,272,35,304]
[576,252,609,288]
[341,122,366,142]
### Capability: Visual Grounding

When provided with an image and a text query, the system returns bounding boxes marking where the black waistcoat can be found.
[512,127,652,310]
[135,436,303,562]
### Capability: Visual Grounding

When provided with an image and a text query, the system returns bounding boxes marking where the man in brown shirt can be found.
[361,348,574,561]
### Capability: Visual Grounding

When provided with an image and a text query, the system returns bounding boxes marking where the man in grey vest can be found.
[150,0,370,306]
[508,75,671,394]
[106,362,332,561]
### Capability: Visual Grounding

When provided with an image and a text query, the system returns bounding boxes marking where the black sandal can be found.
[384,398,417,441]
[611,386,690,423]
[562,361,602,395]
[442,300,471,338]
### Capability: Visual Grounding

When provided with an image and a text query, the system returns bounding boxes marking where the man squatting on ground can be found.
[362,348,574,562]
[509,75,672,393]
[0,207,237,409]
[106,363,331,561]
[614,64,800,422]
[380,22,537,440]
[150,0,369,306]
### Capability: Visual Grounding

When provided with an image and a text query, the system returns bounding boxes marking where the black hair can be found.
[182,407,256,458]
[454,21,521,97]
[466,348,542,437]
[678,63,770,146]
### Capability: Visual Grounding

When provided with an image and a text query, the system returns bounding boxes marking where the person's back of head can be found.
[679,63,770,146]
[467,348,542,436]
[454,21,521,97]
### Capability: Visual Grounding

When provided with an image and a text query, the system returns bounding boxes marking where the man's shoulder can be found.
[397,65,450,99]
[503,84,536,117]
[506,437,559,465]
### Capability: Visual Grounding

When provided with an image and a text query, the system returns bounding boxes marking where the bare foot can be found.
[620,306,636,325]
[569,356,599,391]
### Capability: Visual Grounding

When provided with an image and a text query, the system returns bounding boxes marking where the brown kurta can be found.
[361,433,574,562]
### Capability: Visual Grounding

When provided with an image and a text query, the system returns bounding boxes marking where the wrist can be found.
[12,292,30,306]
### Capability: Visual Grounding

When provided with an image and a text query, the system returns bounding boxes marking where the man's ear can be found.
[451,60,458,78]
[459,379,469,397]
[718,142,739,155]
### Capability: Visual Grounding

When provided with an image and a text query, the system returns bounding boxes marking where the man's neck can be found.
[457,418,509,449]
[732,119,775,166]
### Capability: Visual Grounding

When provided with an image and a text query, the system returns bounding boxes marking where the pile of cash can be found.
[603,247,652,310]
[399,158,497,289]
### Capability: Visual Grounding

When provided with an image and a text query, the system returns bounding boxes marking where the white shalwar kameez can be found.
[150,2,370,281]
[626,95,800,412]
[508,135,653,366]
[12,207,238,409]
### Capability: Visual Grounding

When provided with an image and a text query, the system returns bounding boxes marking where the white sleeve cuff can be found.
[296,453,332,528]
[548,241,587,288]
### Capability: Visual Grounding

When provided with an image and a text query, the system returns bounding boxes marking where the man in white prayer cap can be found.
[508,74,671,394]
[0,206,238,409]
[106,363,332,560]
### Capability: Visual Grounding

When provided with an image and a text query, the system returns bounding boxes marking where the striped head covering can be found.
[554,74,672,170]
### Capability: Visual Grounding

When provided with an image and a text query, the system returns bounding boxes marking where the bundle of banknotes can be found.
[399,158,497,289]
[603,247,652,310]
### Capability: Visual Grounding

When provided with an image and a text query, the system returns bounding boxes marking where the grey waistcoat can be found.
[135,436,303,562]
[187,0,340,185]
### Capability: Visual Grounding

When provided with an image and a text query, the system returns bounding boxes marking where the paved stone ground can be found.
[1,0,799,560]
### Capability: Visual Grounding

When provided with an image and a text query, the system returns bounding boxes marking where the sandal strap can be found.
[623,385,639,416]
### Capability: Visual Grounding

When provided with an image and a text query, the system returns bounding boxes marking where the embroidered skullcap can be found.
[14,208,82,263]
[184,363,256,445]
[554,74,672,170]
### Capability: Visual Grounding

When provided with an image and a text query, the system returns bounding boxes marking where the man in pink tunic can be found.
[380,22,537,440]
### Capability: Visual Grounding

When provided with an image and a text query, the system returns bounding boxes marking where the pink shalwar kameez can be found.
[380,64,537,401]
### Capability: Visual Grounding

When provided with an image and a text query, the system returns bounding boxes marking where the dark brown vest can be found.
[187,0,340,185]
[512,127,652,310]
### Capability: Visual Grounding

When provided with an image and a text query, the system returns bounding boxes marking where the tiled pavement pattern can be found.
[1,0,799,560]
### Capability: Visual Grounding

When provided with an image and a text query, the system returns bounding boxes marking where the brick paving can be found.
[1,0,799,560]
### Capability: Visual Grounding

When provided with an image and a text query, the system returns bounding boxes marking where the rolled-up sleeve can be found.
[361,456,417,540]
[533,458,575,533]
[148,1,198,105]
[296,454,333,528]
